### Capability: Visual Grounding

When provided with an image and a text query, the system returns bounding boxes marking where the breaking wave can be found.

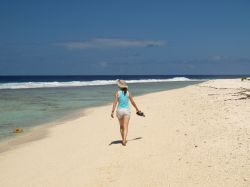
[0,77,200,89]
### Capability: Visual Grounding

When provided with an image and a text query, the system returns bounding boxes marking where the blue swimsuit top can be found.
[117,90,129,109]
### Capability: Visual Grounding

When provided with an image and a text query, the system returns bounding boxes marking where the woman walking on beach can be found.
[111,80,141,146]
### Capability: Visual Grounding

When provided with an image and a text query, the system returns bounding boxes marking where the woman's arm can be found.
[111,91,118,118]
[129,92,140,112]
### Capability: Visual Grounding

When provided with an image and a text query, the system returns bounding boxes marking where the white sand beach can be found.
[0,79,249,187]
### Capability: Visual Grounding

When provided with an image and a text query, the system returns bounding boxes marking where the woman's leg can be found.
[122,116,130,145]
[118,118,124,141]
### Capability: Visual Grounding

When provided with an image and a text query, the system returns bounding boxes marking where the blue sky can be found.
[0,0,250,75]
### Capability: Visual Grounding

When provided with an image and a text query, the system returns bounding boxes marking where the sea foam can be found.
[0,77,196,89]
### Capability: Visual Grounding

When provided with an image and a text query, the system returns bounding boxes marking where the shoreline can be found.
[0,79,249,186]
[0,107,89,153]
[0,82,201,153]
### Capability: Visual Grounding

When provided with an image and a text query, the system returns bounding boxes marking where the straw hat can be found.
[117,79,128,88]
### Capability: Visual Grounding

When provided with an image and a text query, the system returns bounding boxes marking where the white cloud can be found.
[210,55,225,61]
[98,61,108,68]
[61,38,165,49]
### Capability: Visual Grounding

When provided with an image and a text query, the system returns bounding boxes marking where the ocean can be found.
[0,75,245,142]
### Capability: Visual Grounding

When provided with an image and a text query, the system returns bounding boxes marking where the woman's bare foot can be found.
[122,140,127,146]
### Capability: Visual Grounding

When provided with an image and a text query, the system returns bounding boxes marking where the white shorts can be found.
[116,108,131,119]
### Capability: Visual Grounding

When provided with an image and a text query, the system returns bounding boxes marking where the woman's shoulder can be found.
[116,90,121,96]
[128,90,133,97]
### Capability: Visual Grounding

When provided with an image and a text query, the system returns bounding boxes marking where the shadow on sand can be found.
[109,137,142,146]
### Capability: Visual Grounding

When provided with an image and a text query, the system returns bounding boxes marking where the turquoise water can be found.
[0,81,202,141]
